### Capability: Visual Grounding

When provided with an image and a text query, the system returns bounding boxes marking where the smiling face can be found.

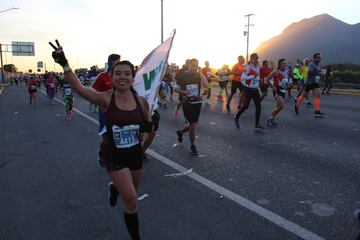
[111,64,134,91]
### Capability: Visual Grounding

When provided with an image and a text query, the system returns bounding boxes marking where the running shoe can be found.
[294,105,299,115]
[176,130,183,143]
[314,111,325,118]
[234,118,240,129]
[255,124,266,131]
[267,118,278,127]
[108,182,118,207]
[306,101,312,106]
[190,145,199,155]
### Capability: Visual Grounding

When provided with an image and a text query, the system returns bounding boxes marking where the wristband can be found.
[63,64,71,73]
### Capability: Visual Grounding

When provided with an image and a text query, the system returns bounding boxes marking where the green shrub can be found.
[333,70,360,84]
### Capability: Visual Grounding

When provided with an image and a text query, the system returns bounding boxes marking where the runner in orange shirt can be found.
[226,56,245,112]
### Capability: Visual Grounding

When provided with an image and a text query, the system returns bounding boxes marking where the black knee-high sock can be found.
[124,212,140,240]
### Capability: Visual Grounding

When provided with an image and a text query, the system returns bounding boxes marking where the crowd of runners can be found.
[5,38,337,240]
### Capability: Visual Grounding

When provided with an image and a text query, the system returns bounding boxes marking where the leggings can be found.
[323,79,332,92]
[235,88,261,126]
[63,95,74,113]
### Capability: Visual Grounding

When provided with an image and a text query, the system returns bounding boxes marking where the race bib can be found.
[64,88,72,95]
[50,83,55,88]
[221,76,228,81]
[186,84,199,97]
[207,72,211,78]
[112,125,140,148]
[280,78,288,88]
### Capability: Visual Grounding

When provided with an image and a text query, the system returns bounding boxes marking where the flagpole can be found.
[161,0,164,43]
[149,29,176,114]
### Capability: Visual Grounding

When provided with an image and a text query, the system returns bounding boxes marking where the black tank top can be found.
[104,92,145,150]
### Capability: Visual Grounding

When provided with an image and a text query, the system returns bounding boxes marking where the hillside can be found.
[255,14,360,64]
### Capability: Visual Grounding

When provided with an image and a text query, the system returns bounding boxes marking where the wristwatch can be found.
[63,64,71,73]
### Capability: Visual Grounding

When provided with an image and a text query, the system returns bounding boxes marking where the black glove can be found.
[49,40,68,67]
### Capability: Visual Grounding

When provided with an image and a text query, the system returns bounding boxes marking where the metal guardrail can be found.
[321,82,360,89]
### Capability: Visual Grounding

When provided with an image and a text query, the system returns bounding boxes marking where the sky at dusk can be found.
[1,0,360,72]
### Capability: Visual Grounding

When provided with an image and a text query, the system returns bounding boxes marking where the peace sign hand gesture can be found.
[49,40,68,67]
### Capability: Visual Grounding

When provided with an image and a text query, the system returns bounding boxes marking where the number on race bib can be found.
[112,125,140,148]
[186,84,199,97]
[64,88,72,95]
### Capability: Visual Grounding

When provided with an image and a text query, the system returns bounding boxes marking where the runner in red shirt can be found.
[259,60,272,101]
[27,76,38,106]
[91,54,121,168]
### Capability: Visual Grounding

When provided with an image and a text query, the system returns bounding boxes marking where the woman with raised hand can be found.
[49,40,153,240]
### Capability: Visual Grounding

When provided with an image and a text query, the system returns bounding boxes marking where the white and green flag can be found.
[133,31,176,112]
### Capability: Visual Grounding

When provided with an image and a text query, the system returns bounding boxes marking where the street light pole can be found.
[0,7,19,83]
[161,0,164,43]
[0,44,5,83]
[244,14,255,63]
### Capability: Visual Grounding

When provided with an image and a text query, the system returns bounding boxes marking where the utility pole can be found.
[0,7,20,83]
[244,14,255,63]
[161,0,164,43]
[0,44,4,83]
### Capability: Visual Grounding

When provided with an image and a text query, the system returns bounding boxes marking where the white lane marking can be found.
[138,194,149,201]
[40,90,325,240]
[146,149,324,240]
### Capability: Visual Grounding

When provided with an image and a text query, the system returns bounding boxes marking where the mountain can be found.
[255,14,360,64]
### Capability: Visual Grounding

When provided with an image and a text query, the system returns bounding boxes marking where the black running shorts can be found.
[103,143,143,172]
[183,102,201,124]
[305,83,320,92]
[231,80,245,94]
[275,89,286,98]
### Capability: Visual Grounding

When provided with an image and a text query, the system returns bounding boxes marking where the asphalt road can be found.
[1,83,360,240]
